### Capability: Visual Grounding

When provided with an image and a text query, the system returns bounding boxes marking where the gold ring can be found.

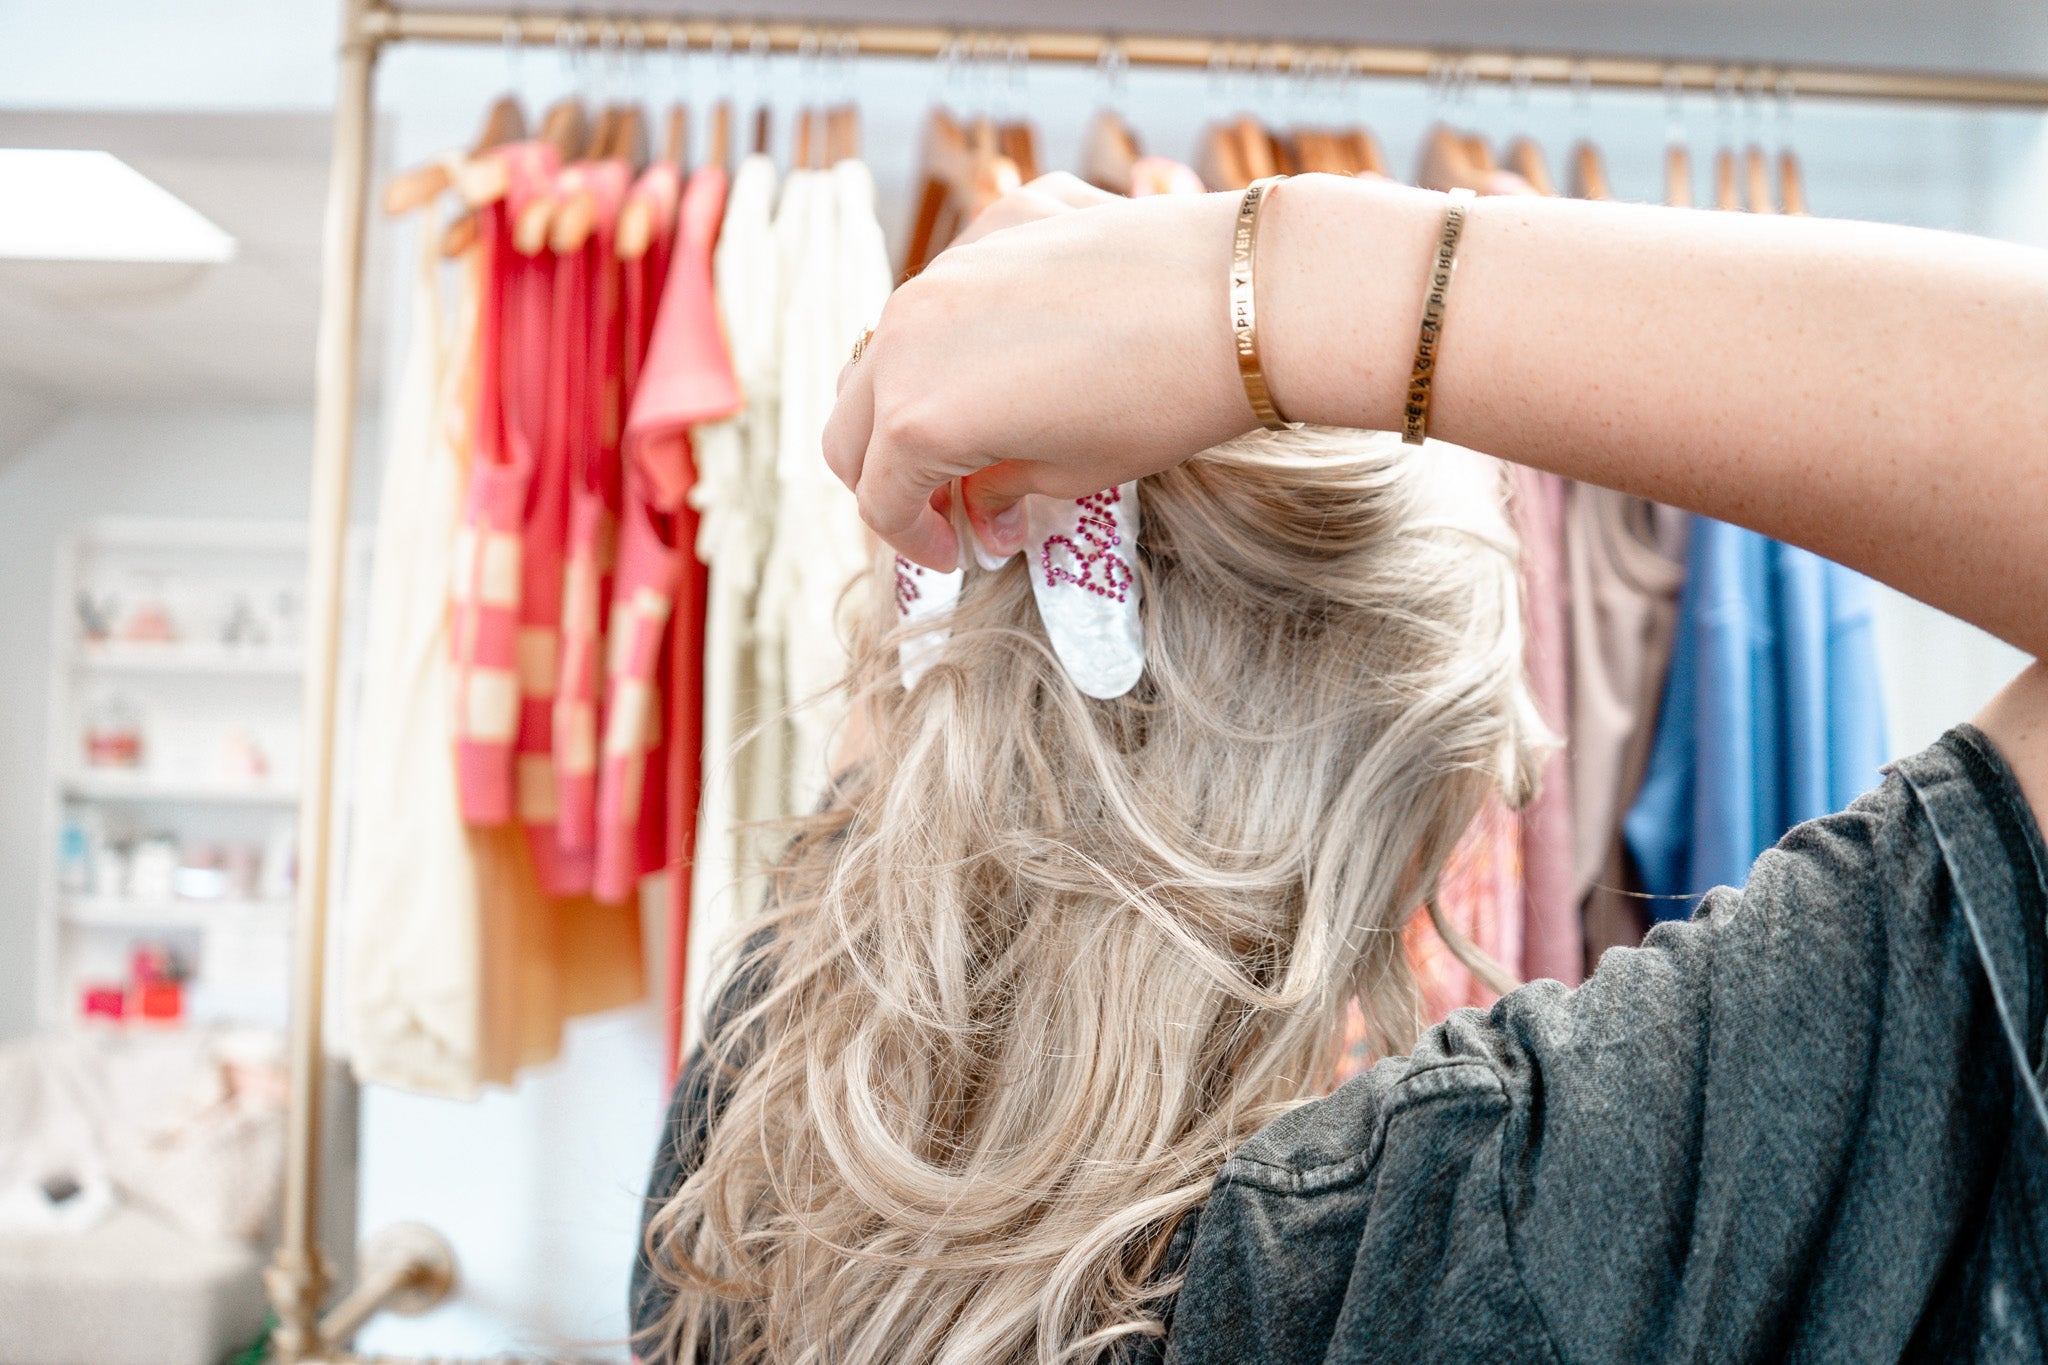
[849,328,874,366]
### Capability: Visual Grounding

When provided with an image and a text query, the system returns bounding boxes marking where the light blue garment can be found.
[1624,519,1887,918]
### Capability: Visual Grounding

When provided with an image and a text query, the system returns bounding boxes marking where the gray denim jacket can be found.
[637,727,2048,1363]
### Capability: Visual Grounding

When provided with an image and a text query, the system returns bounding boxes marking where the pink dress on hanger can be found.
[587,162,693,907]
[451,141,559,829]
[622,161,681,386]
[552,159,634,885]
[603,165,739,960]
[1509,465,1583,985]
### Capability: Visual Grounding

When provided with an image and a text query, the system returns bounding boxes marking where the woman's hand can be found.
[824,178,1257,569]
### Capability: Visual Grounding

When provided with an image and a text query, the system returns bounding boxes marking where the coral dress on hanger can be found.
[611,164,741,1077]
[553,158,634,889]
[451,142,558,829]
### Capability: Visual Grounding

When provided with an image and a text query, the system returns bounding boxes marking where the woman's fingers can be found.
[961,457,1145,557]
[860,462,959,570]
[823,358,874,492]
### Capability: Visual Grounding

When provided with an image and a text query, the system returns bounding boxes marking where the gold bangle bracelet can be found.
[1230,175,1301,433]
[1402,187,1477,446]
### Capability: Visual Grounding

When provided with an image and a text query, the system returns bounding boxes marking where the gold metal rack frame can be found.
[276,1,2048,1357]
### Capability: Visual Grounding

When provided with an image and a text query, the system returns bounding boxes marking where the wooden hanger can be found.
[1665,141,1693,208]
[1778,147,1809,216]
[795,107,817,171]
[904,107,968,278]
[708,101,732,170]
[1713,146,1740,211]
[617,104,686,261]
[1744,145,1776,213]
[661,104,688,168]
[1001,121,1040,183]
[1290,129,1336,175]
[752,106,771,158]
[513,98,591,254]
[1463,133,1498,177]
[1417,124,1486,193]
[1506,137,1557,196]
[900,109,1021,280]
[1347,127,1389,179]
[1083,109,1140,194]
[611,103,647,169]
[1200,120,1251,192]
[1234,116,1280,181]
[1571,139,1613,201]
[431,96,530,256]
[384,94,524,216]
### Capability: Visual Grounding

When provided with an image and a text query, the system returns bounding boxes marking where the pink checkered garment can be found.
[551,159,634,883]
[450,142,557,828]
[596,164,738,906]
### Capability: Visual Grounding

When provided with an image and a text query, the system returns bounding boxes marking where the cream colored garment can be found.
[757,162,892,818]
[1564,483,1687,968]
[684,152,782,1045]
[343,217,493,1097]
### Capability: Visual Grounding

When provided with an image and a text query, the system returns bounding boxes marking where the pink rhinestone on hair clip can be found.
[894,482,1146,701]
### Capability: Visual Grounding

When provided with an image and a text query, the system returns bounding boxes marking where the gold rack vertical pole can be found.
[266,0,379,1355]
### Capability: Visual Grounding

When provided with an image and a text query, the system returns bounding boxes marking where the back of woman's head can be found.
[644,426,1542,1365]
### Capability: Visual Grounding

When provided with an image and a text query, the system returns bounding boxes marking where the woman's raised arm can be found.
[825,173,2048,663]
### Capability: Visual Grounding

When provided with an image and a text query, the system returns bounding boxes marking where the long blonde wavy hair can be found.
[641,426,1543,1364]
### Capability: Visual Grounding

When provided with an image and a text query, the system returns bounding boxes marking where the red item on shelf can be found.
[135,979,183,1023]
[130,944,178,983]
[81,984,126,1021]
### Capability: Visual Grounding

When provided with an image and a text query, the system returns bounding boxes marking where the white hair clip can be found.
[894,482,1145,702]
[1023,483,1144,699]
[893,552,961,691]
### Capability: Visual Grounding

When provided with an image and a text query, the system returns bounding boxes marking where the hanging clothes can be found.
[1335,798,1524,1085]
[1508,466,1582,985]
[347,200,495,1096]
[1624,520,1888,917]
[451,142,558,829]
[590,162,688,907]
[621,160,682,391]
[350,188,644,1097]
[553,159,635,886]
[1565,486,1688,969]
[684,150,782,1062]
[613,162,742,1077]
[756,159,893,822]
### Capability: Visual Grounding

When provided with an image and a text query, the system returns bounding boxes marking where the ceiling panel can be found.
[0,111,386,418]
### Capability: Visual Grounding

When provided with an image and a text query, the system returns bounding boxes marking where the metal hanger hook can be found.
[502,14,525,91]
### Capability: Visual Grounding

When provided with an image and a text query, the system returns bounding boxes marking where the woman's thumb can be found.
[960,460,1043,557]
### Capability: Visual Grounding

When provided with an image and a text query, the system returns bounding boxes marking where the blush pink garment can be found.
[587,164,689,907]
[451,142,559,828]
[1128,156,1205,196]
[1509,466,1582,986]
[604,165,740,1005]
[1334,798,1524,1085]
[553,160,634,878]
[622,162,681,390]
[501,161,602,896]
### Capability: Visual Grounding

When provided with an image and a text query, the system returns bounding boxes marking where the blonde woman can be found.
[639,174,2048,1361]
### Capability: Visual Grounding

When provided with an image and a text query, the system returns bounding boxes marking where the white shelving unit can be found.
[37,517,311,1031]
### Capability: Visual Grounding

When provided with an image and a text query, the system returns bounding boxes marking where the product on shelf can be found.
[82,692,145,768]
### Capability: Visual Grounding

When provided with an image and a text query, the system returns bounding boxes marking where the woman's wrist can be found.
[1256,174,1448,436]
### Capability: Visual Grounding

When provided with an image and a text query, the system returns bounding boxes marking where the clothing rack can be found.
[275,1,2048,1357]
